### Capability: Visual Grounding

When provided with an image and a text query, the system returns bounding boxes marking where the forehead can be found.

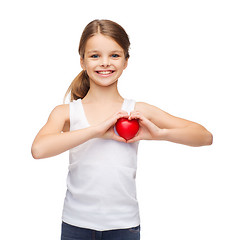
[85,34,123,53]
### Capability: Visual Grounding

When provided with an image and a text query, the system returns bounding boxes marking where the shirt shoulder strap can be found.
[69,98,88,130]
[122,98,136,114]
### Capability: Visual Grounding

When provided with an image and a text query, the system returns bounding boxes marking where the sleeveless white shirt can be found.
[62,98,140,231]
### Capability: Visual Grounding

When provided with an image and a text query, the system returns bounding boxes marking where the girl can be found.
[31,19,213,240]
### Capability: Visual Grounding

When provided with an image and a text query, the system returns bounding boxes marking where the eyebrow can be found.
[87,50,123,54]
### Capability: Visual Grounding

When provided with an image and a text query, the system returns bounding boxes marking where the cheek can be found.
[116,61,127,70]
[84,61,97,70]
[122,60,128,69]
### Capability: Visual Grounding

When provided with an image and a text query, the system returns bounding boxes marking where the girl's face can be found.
[80,34,128,87]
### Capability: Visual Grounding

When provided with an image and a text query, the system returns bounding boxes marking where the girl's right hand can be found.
[96,110,129,142]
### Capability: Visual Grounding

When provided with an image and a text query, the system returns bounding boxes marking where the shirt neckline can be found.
[80,98,127,127]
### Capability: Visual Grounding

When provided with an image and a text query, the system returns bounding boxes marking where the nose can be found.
[100,56,110,67]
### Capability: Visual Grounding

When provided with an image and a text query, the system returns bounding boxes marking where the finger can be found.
[112,133,127,143]
[129,110,137,116]
[115,111,129,120]
[126,135,141,143]
[129,112,144,121]
[116,110,129,115]
[109,112,129,126]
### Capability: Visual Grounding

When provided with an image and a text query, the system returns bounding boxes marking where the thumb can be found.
[112,133,127,143]
[126,135,141,143]
[112,125,127,142]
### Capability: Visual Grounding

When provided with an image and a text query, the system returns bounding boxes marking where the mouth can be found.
[96,70,115,76]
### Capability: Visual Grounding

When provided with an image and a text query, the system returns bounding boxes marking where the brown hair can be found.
[64,19,130,102]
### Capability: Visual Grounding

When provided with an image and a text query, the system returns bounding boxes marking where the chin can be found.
[90,77,119,87]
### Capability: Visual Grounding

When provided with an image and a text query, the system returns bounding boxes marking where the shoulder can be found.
[135,101,162,120]
[134,101,197,129]
[50,104,70,122]
[135,101,152,111]
[50,104,70,132]
[52,104,69,115]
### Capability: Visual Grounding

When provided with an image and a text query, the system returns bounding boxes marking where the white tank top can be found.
[62,98,140,231]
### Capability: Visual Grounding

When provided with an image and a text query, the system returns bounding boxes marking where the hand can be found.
[126,111,162,143]
[96,110,129,142]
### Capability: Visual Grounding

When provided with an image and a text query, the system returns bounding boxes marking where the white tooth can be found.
[99,71,111,74]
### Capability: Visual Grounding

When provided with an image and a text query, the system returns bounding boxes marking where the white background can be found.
[0,0,236,239]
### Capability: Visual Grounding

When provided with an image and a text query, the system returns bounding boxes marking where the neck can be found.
[82,81,123,104]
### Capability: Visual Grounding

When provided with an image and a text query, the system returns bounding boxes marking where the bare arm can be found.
[31,105,100,159]
[128,102,213,147]
[159,125,213,147]
[31,105,129,159]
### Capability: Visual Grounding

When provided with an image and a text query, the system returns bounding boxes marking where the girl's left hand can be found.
[126,111,163,143]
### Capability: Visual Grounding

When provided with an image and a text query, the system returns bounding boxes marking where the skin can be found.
[31,34,213,159]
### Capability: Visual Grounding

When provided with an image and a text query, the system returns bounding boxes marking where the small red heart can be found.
[115,117,139,140]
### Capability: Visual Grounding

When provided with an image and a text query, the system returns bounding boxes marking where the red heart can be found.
[115,118,139,140]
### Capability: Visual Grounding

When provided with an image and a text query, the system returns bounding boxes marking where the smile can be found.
[96,70,115,75]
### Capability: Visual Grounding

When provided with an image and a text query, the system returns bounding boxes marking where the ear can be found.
[80,57,86,70]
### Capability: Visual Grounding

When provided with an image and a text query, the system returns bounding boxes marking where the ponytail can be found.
[64,70,90,103]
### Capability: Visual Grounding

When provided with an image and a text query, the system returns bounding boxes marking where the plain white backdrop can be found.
[0,0,236,239]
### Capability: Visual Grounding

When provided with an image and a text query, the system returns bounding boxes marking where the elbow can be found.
[198,124,213,146]
[31,144,43,159]
[192,127,213,147]
[207,131,213,146]
[201,130,213,147]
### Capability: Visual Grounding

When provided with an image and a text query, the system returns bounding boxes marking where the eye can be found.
[111,54,119,58]
[91,54,99,58]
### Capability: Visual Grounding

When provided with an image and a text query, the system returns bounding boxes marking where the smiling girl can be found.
[31,19,213,240]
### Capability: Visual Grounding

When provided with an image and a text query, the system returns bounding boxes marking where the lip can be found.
[95,70,115,77]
